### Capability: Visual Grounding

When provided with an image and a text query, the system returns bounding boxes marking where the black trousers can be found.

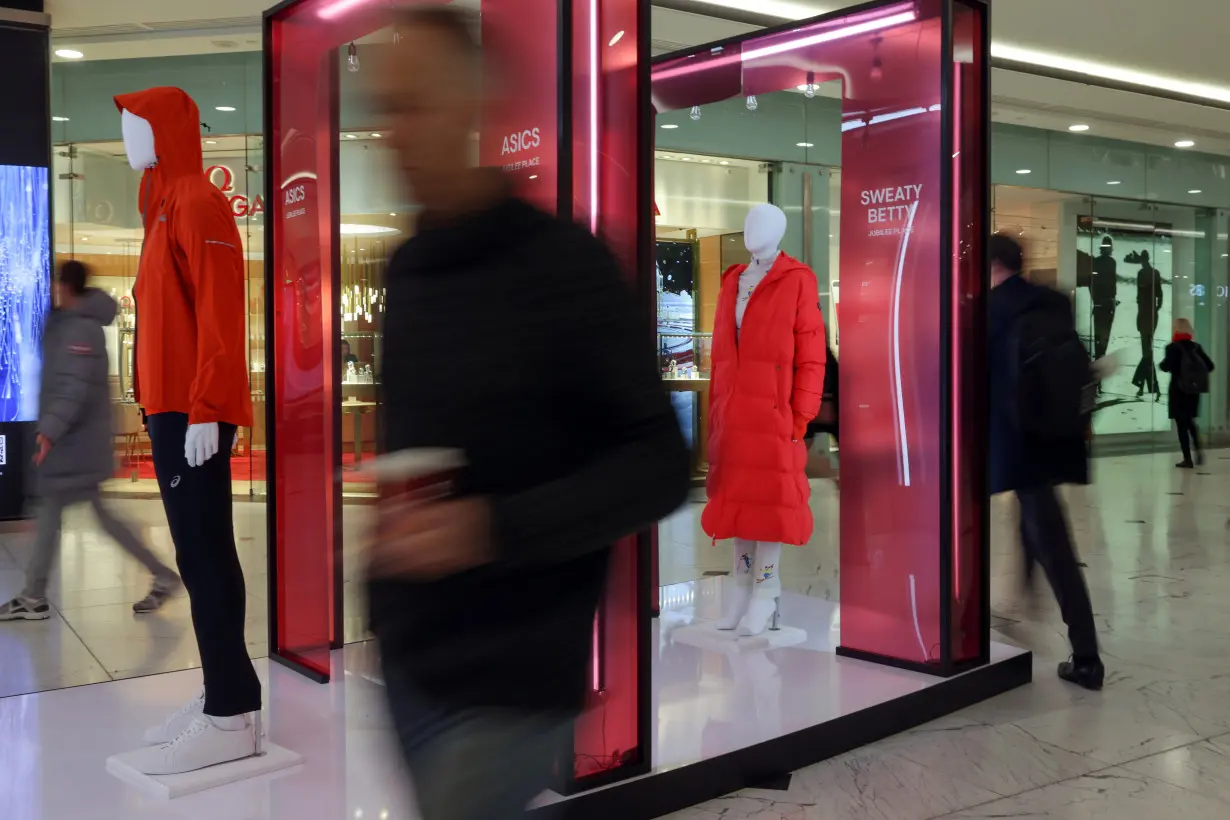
[1017,484,1099,661]
[1176,415,1201,463]
[1091,302,1115,361]
[148,412,261,717]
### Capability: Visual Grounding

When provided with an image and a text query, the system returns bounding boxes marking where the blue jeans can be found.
[382,657,574,820]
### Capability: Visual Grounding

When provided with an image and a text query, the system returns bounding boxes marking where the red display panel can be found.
[478,0,558,211]
[571,0,650,786]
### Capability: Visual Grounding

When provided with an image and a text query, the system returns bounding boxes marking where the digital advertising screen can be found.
[0,21,51,519]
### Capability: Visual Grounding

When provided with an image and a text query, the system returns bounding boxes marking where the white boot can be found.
[738,542,783,637]
[130,714,257,775]
[144,690,205,745]
[716,539,755,630]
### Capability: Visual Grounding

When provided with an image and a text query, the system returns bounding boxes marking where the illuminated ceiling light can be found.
[340,224,400,236]
[680,157,692,161]
[370,133,382,138]
[1189,189,1203,194]
[215,106,236,112]
[1107,180,1121,185]
[347,42,361,73]
[746,95,758,111]
[388,213,396,216]
[690,105,702,121]
[701,158,711,163]
[1175,139,1195,148]
[660,123,679,129]
[345,134,358,139]
[55,49,84,59]
[719,160,730,165]
[608,30,625,47]
[797,142,815,147]
[52,116,69,122]
[1068,124,1090,132]
[992,43,1230,105]
[1016,168,1031,174]
[204,139,217,145]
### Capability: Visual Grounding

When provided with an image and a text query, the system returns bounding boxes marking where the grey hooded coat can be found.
[37,288,118,495]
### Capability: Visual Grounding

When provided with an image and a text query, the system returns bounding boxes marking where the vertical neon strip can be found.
[589,0,600,233]
[951,70,962,601]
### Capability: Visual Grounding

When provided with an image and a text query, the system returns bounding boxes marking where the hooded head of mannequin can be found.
[121,109,157,170]
[744,203,787,263]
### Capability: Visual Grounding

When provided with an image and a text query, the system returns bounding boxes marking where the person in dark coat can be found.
[1159,317,1214,468]
[0,261,180,622]
[988,234,1103,691]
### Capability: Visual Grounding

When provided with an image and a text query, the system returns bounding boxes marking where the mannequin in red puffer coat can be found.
[702,204,827,636]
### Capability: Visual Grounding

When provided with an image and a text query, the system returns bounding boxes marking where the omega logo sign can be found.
[501,128,541,155]
[205,165,266,219]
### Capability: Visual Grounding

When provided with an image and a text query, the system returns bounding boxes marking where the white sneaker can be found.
[737,590,781,637]
[144,690,205,745]
[130,715,255,776]
[715,580,753,630]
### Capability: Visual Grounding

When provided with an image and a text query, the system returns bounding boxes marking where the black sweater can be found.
[369,195,690,712]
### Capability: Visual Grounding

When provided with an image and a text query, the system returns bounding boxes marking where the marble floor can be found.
[3,448,1230,819]
[668,449,1230,819]
[0,498,376,699]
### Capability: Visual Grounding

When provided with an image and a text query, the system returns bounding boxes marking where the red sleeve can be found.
[789,268,826,440]
[173,190,250,426]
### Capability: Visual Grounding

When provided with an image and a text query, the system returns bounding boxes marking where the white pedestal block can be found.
[106,742,303,799]
[672,622,808,654]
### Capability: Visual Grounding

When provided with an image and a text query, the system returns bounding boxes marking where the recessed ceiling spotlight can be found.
[719,160,730,165]
[660,124,679,130]
[345,134,357,139]
[1189,189,1203,194]
[1175,139,1195,148]
[797,142,815,148]
[215,106,236,112]
[204,139,217,145]
[1068,124,1090,132]
[55,49,84,59]
[52,116,69,122]
[1016,168,1032,174]
[701,159,711,163]
[1107,180,1121,185]
[370,133,382,138]
[681,157,692,161]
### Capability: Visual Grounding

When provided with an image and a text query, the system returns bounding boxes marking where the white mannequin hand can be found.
[185,422,220,468]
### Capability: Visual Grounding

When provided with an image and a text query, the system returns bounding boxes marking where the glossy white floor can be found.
[4,449,1230,819]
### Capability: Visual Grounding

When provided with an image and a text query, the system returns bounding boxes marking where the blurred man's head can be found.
[989,233,1023,288]
[373,6,483,213]
[56,259,88,308]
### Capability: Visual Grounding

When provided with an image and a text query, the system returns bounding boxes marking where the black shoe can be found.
[1058,657,1104,691]
[1177,460,1195,469]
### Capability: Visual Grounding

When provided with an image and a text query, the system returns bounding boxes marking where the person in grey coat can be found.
[0,261,180,621]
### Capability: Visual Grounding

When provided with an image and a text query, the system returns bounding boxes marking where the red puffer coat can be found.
[702,254,826,546]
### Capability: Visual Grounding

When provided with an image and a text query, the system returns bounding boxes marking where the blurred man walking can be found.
[365,7,690,818]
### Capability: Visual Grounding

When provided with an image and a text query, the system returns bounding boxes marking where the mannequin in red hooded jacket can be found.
[702,204,827,636]
[113,88,260,776]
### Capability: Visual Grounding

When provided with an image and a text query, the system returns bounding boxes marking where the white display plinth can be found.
[106,742,303,799]
[671,621,808,653]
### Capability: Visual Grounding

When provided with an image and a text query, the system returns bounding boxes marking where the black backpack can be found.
[1176,345,1210,394]
[1015,300,1094,440]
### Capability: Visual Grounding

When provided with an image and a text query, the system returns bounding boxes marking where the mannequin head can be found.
[744,204,787,259]
[121,109,157,170]
[1099,236,1113,256]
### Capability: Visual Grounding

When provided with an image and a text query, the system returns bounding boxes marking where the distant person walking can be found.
[0,261,180,621]
[989,234,1104,691]
[1159,317,1214,469]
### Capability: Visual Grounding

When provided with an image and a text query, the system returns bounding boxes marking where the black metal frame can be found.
[652,0,993,679]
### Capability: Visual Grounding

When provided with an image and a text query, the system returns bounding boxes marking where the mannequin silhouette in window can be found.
[1089,236,1117,362]
[1131,250,1163,398]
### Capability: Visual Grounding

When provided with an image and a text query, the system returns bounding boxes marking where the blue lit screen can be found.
[0,165,51,422]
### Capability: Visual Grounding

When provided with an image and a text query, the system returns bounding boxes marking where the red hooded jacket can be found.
[702,254,826,546]
[113,87,252,428]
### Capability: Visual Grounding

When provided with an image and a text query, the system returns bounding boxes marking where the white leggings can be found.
[732,538,782,587]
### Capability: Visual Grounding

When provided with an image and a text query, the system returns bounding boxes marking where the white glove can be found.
[185,422,220,468]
